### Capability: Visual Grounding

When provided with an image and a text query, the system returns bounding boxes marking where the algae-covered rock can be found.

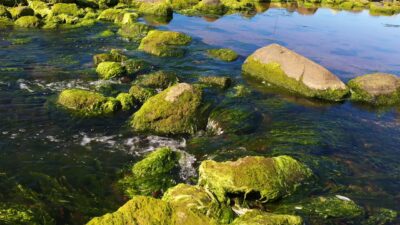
[369,2,400,16]
[198,155,313,202]
[232,210,303,225]
[347,73,400,105]
[163,183,235,224]
[0,5,11,18]
[114,12,138,24]
[14,16,41,28]
[366,208,398,225]
[119,147,180,197]
[97,8,123,21]
[98,29,114,37]
[50,3,83,17]
[28,1,50,17]
[242,43,348,101]
[122,59,152,76]
[57,89,121,116]
[86,195,217,225]
[207,48,238,62]
[0,204,50,225]
[138,2,173,17]
[191,0,227,15]
[96,62,126,79]
[9,6,34,19]
[117,22,153,41]
[199,76,231,89]
[135,71,178,89]
[131,83,206,135]
[139,30,192,57]
[128,85,156,104]
[116,93,136,111]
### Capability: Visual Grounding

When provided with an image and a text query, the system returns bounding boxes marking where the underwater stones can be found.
[116,93,136,111]
[57,89,120,116]
[199,76,231,89]
[347,73,400,105]
[198,155,313,202]
[122,59,152,76]
[14,16,41,28]
[232,210,303,225]
[242,43,348,101]
[131,83,205,135]
[96,62,126,79]
[9,6,34,19]
[138,2,173,17]
[207,48,238,62]
[128,85,156,103]
[117,22,153,41]
[163,183,234,224]
[139,30,192,57]
[135,71,178,89]
[50,3,83,17]
[86,195,217,225]
[119,147,180,197]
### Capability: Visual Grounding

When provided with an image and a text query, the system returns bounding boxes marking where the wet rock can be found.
[170,0,200,10]
[242,43,348,101]
[113,12,138,24]
[207,48,238,62]
[122,59,152,76]
[86,195,217,225]
[118,147,180,197]
[116,93,136,111]
[369,2,400,16]
[57,89,121,116]
[138,2,173,17]
[14,16,41,28]
[139,30,192,57]
[0,5,11,18]
[28,1,50,17]
[98,29,114,37]
[348,73,400,105]
[135,71,178,89]
[96,62,126,79]
[198,76,231,89]
[232,210,303,225]
[9,6,34,19]
[131,83,206,135]
[117,22,153,41]
[97,8,124,21]
[128,85,157,104]
[50,3,83,17]
[198,155,313,202]
[163,183,235,224]
[228,84,251,98]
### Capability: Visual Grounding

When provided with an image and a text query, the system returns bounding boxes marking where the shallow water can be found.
[1,6,400,224]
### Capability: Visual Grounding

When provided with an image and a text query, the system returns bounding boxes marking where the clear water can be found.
[0,6,400,224]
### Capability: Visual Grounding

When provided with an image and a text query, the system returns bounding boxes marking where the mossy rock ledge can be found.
[198,155,313,202]
[57,89,121,117]
[131,83,206,135]
[232,210,303,225]
[347,73,400,105]
[138,30,192,57]
[242,43,348,101]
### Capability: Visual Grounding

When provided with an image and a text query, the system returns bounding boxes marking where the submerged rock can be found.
[122,59,152,76]
[128,85,157,104]
[117,22,153,41]
[131,83,205,135]
[57,89,120,116]
[232,210,303,225]
[242,43,348,101]
[207,48,238,62]
[135,71,179,89]
[93,49,128,66]
[86,195,217,225]
[119,147,180,197]
[96,62,126,79]
[14,16,40,28]
[163,183,234,224]
[348,73,400,105]
[139,30,192,57]
[198,155,313,202]
[198,76,231,89]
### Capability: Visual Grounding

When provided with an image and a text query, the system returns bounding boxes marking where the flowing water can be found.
[0,6,400,224]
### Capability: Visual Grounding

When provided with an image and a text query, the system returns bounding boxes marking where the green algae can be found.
[135,70,179,89]
[117,22,153,41]
[128,85,157,104]
[97,8,124,21]
[93,49,128,66]
[98,29,114,37]
[0,5,11,18]
[138,30,192,57]
[50,3,83,17]
[232,210,303,225]
[366,208,398,225]
[116,93,136,111]
[14,16,41,28]
[207,48,238,62]
[199,76,231,89]
[9,6,34,19]
[122,59,152,76]
[96,62,126,79]
[138,2,173,17]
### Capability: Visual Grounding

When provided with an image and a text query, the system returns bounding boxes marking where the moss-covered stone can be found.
[9,6,34,19]
[170,0,200,10]
[122,59,152,76]
[369,2,400,16]
[131,83,205,135]
[0,5,11,18]
[207,48,238,62]
[199,76,231,89]
[242,44,348,101]
[0,204,50,225]
[366,208,398,225]
[28,1,50,17]
[93,49,128,65]
[232,210,303,225]
[86,195,217,225]
[116,93,136,111]
[117,22,153,41]
[138,2,173,17]
[119,147,180,197]
[14,16,41,28]
[97,8,124,21]
[0,17,13,26]
[163,183,234,224]
[347,73,400,105]
[57,89,121,117]
[139,30,192,57]
[96,62,126,79]
[98,29,114,37]
[198,155,313,202]
[50,3,83,17]
[135,71,178,89]
[190,0,227,15]
[128,85,157,104]
[113,12,138,24]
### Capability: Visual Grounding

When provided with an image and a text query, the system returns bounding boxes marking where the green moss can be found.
[138,3,173,17]
[50,3,83,17]
[139,30,192,57]
[198,155,313,202]
[227,85,251,98]
[116,93,136,111]
[163,183,235,224]
[57,89,121,117]
[9,6,34,19]
[242,57,349,101]
[122,59,152,76]
[98,29,114,37]
[131,83,205,135]
[369,2,400,16]
[93,49,128,66]
[118,147,180,197]
[207,48,238,62]
[189,1,227,16]
[28,1,50,17]
[109,49,128,62]
[14,16,41,28]
[117,22,153,41]
[128,85,156,104]
[366,208,398,225]
[96,62,126,79]
[97,8,124,21]
[198,76,231,89]
[170,0,200,10]
[0,5,11,18]
[9,37,32,45]
[135,71,178,89]
[232,210,303,225]
[0,17,13,26]
[0,204,50,225]
[113,12,138,24]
